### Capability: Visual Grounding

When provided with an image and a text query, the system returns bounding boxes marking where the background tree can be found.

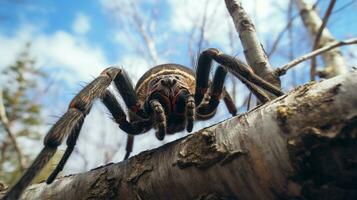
[0,43,55,186]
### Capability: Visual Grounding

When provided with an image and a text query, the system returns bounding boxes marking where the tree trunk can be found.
[294,0,347,78]
[10,72,357,199]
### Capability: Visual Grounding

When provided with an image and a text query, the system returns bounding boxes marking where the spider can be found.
[3,48,283,200]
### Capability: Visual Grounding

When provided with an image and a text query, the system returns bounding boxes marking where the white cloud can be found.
[0,25,108,83]
[72,13,91,34]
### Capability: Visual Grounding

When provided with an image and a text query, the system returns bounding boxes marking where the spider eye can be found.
[175,76,180,79]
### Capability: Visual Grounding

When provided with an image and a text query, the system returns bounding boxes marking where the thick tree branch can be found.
[7,71,357,200]
[224,0,281,88]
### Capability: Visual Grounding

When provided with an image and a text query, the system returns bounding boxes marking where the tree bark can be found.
[5,71,355,199]
[294,0,347,78]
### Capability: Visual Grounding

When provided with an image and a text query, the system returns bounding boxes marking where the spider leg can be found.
[222,88,238,116]
[46,121,82,184]
[185,95,195,132]
[102,90,152,161]
[174,89,196,132]
[150,99,167,140]
[110,69,150,161]
[3,67,121,200]
[196,66,232,118]
[196,48,284,103]
[113,69,147,119]
[123,135,134,160]
[102,90,151,135]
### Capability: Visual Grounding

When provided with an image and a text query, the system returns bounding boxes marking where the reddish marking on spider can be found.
[196,87,208,95]
[130,104,141,113]
[68,100,76,109]
[210,91,222,100]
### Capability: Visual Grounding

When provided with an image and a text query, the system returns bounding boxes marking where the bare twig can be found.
[105,0,160,66]
[0,89,25,171]
[310,0,336,81]
[276,38,357,76]
[287,0,297,87]
[267,14,298,58]
[196,0,209,54]
[267,0,321,58]
[129,1,159,65]
[332,0,356,14]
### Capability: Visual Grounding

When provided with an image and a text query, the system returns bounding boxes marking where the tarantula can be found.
[3,48,283,200]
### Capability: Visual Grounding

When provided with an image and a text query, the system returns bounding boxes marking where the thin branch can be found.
[129,1,159,65]
[267,14,299,58]
[310,0,336,81]
[0,88,25,171]
[288,0,297,87]
[196,0,209,54]
[267,0,321,58]
[276,38,357,76]
[332,0,356,14]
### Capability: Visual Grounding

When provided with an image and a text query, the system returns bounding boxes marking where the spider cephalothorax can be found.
[3,48,284,200]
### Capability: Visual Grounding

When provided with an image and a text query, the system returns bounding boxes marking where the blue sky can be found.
[1,0,356,173]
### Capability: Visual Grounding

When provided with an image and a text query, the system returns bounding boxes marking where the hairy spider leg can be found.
[124,135,134,160]
[150,99,167,140]
[47,69,154,184]
[174,89,196,132]
[113,69,147,119]
[2,67,121,200]
[196,66,231,118]
[102,90,153,161]
[196,48,284,103]
[111,68,153,161]
[222,88,238,116]
[102,90,151,135]
[195,60,238,118]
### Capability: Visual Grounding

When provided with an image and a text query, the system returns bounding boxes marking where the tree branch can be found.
[5,71,357,200]
[224,0,281,88]
[276,38,357,76]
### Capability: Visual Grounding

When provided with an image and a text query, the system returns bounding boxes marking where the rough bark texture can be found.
[7,71,356,200]
[225,0,281,88]
[295,0,347,78]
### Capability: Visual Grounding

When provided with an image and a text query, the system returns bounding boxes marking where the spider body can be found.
[3,48,284,200]
[132,64,227,136]
[134,64,196,135]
